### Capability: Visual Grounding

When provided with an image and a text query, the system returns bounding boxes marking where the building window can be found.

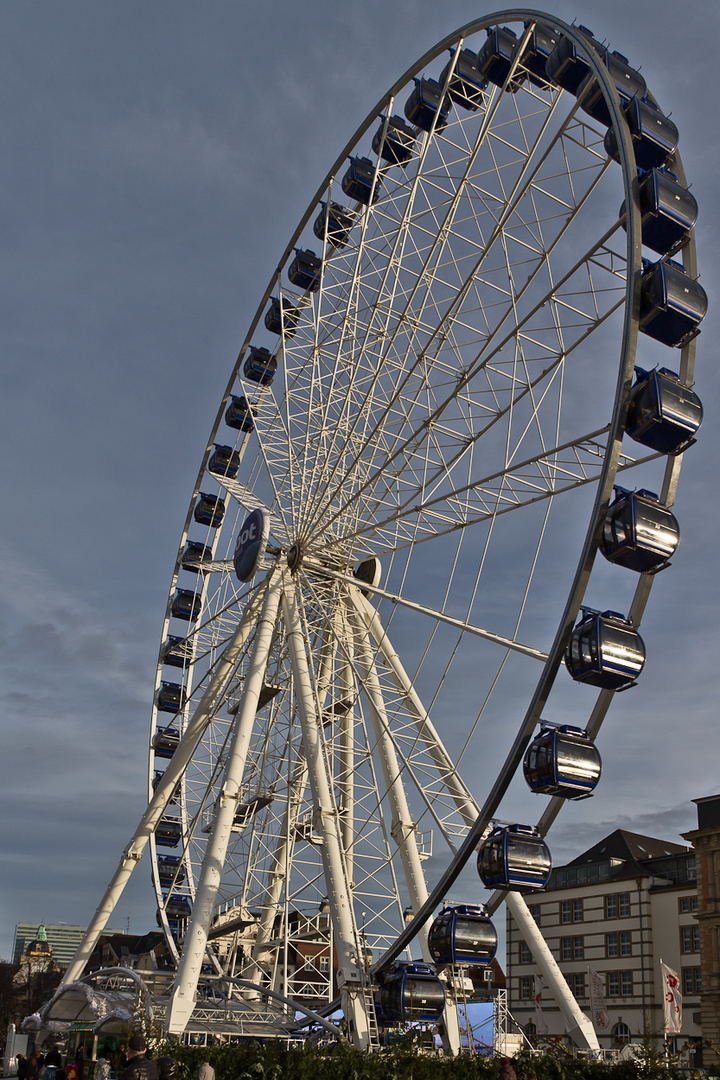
[613,1022,632,1045]
[561,899,583,923]
[520,976,532,1000]
[683,968,702,995]
[679,896,699,914]
[570,972,586,998]
[681,925,701,953]
[561,936,584,961]
[606,892,630,919]
[620,931,632,957]
[319,954,330,973]
[607,933,618,958]
[606,971,633,997]
[519,941,533,964]
[529,903,541,923]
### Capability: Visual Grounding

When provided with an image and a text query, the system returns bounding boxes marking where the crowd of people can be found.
[12,1039,214,1080]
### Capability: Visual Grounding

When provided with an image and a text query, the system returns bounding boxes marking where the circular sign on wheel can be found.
[233,507,270,582]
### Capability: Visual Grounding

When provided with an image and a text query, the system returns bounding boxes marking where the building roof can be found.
[566,829,690,869]
[545,828,694,891]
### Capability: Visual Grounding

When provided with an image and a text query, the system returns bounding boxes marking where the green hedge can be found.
[151,1039,692,1080]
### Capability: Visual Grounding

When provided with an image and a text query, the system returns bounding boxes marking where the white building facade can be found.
[506,830,701,1052]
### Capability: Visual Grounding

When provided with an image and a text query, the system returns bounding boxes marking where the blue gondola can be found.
[478,824,552,890]
[152,771,179,804]
[600,487,680,572]
[545,25,601,95]
[153,726,180,759]
[181,541,213,574]
[194,492,225,527]
[156,855,185,886]
[156,681,185,713]
[225,395,257,433]
[515,22,560,88]
[341,157,382,206]
[638,260,707,348]
[604,97,679,172]
[155,815,182,847]
[313,201,357,247]
[163,894,191,920]
[243,346,277,386]
[428,904,497,966]
[264,296,300,338]
[371,117,416,165]
[439,48,486,111]
[577,49,646,127]
[523,724,601,798]
[379,961,445,1022]
[288,248,322,292]
[476,26,519,89]
[171,588,201,622]
[624,366,703,454]
[161,636,190,669]
[404,78,452,132]
[564,608,645,690]
[620,170,698,256]
[207,444,241,479]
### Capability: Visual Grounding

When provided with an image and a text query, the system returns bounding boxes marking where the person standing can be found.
[196,1055,214,1080]
[498,1057,518,1080]
[17,1053,28,1080]
[119,1037,157,1080]
[26,1051,42,1080]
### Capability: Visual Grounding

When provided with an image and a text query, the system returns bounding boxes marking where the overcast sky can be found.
[1,1,719,966]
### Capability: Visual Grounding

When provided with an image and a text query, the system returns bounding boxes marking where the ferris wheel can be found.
[64,8,705,1051]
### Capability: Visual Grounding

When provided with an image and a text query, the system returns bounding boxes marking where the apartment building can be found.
[506,829,701,1051]
[684,794,720,1064]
